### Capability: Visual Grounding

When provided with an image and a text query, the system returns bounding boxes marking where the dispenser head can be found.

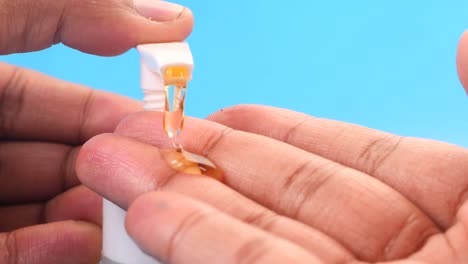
[137,42,193,87]
[136,42,194,111]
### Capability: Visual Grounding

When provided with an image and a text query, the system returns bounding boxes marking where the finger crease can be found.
[280,159,313,194]
[200,126,234,158]
[77,89,96,144]
[243,210,279,233]
[282,115,314,144]
[60,146,77,191]
[0,67,22,138]
[293,163,340,220]
[455,184,468,220]
[53,1,67,44]
[151,169,180,191]
[0,144,5,183]
[444,234,462,263]
[175,7,187,20]
[235,237,271,264]
[166,210,214,263]
[151,149,190,190]
[383,211,438,260]
[281,160,339,219]
[358,135,403,176]
[37,203,47,224]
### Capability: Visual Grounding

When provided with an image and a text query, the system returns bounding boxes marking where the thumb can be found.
[456,30,468,95]
[0,0,193,56]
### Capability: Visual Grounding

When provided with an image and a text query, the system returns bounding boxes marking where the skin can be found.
[0,0,193,263]
[78,107,468,264]
[458,30,468,95]
[0,0,466,262]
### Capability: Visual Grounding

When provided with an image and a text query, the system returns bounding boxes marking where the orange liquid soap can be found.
[161,66,223,181]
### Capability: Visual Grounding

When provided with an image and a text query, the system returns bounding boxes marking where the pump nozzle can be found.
[137,42,194,112]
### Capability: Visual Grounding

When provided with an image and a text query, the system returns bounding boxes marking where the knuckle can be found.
[279,160,341,219]
[77,89,96,143]
[0,0,64,53]
[199,126,233,157]
[357,135,403,175]
[165,210,215,263]
[282,115,312,143]
[0,66,26,138]
[235,237,273,264]
[242,210,279,233]
[61,146,80,191]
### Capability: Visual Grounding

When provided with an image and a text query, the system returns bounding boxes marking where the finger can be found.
[0,204,42,232]
[208,104,468,228]
[112,112,439,262]
[0,63,141,143]
[0,186,102,232]
[127,192,322,264]
[45,185,102,225]
[0,221,101,264]
[77,133,354,263]
[457,30,468,94]
[0,142,79,203]
[0,0,193,55]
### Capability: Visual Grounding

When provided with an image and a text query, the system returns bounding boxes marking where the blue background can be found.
[2,1,467,147]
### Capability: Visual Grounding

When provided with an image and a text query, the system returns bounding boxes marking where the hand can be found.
[77,104,468,264]
[0,0,193,263]
[457,30,468,95]
[78,32,468,263]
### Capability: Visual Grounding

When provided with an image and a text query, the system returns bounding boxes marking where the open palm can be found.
[78,103,468,263]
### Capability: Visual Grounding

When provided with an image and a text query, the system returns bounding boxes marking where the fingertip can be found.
[207,104,266,123]
[60,1,195,56]
[178,7,195,39]
[115,4,195,54]
[149,6,195,41]
[76,133,114,180]
[105,6,195,55]
[76,132,161,208]
[75,133,120,195]
[456,30,468,95]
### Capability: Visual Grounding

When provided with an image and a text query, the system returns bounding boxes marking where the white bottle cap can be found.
[137,42,194,112]
[102,42,194,264]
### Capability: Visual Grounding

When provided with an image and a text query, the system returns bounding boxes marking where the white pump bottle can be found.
[101,42,194,264]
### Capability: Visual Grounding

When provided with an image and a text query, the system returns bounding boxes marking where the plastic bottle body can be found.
[101,199,159,264]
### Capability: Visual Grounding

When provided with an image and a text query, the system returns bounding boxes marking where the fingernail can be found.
[134,0,185,22]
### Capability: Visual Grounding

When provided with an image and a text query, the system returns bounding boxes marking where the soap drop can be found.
[160,148,224,182]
